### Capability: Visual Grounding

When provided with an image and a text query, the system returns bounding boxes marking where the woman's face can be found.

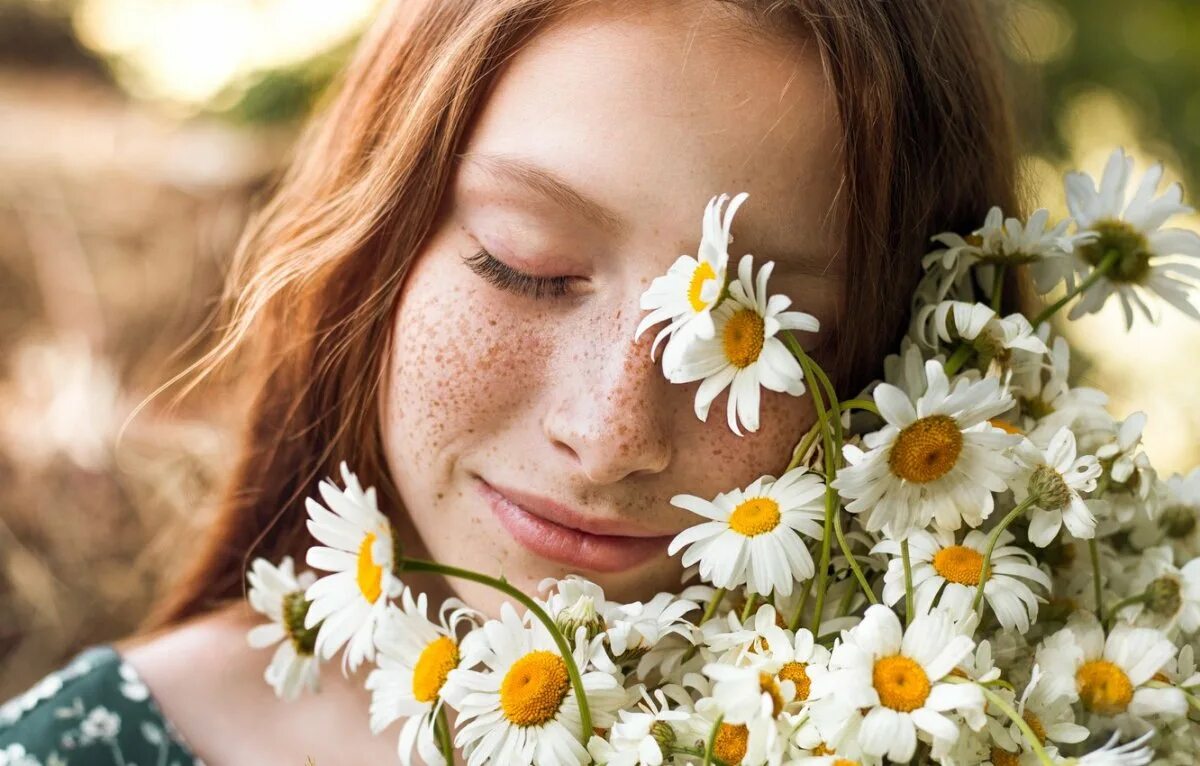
[381,2,845,612]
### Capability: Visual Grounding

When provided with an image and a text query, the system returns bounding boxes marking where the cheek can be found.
[668,386,815,504]
[382,243,553,489]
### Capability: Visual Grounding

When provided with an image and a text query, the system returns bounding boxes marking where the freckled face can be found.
[380,2,845,611]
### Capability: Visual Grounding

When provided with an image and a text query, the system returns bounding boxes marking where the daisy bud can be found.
[555,595,606,642]
[1028,463,1072,511]
[650,720,677,757]
[1145,576,1183,619]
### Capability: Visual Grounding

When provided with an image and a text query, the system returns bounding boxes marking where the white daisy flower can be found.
[922,206,1079,300]
[635,192,747,357]
[605,592,699,672]
[1013,426,1102,548]
[442,603,627,766]
[246,556,321,700]
[661,254,819,435]
[1035,614,1186,724]
[702,604,830,707]
[1115,546,1200,635]
[586,688,691,766]
[1064,147,1200,326]
[667,467,825,597]
[303,462,402,671]
[832,359,1021,539]
[874,527,1050,632]
[988,665,1088,763]
[815,604,983,763]
[1087,411,1159,527]
[912,301,1048,371]
[366,590,478,766]
[685,673,797,766]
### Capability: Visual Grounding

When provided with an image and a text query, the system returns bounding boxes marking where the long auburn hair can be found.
[150,0,1019,626]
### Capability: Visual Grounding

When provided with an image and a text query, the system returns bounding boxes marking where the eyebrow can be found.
[458,151,626,234]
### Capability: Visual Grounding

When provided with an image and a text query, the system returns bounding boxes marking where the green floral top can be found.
[0,647,203,766]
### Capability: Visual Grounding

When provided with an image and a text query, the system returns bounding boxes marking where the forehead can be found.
[460,1,845,274]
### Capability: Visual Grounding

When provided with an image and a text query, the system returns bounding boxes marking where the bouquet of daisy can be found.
[246,147,1200,765]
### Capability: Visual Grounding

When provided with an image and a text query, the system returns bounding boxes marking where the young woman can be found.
[1,0,1018,762]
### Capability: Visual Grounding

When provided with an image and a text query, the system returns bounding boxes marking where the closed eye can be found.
[462,249,576,299]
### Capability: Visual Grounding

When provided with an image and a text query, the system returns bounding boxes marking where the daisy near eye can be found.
[657,251,819,436]
[635,192,747,357]
[668,467,825,597]
[833,359,1020,539]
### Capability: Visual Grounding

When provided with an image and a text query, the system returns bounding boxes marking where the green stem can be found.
[1089,538,1105,622]
[990,264,1007,311]
[787,574,814,632]
[943,343,974,376]
[741,593,759,622]
[434,706,454,764]
[1031,248,1120,328]
[901,539,915,626]
[703,714,724,766]
[833,502,878,605]
[399,558,593,739]
[971,497,1036,615]
[839,398,880,416]
[786,334,877,609]
[977,684,1055,766]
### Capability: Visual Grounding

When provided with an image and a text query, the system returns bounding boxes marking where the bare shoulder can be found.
[118,604,394,763]
[119,605,284,763]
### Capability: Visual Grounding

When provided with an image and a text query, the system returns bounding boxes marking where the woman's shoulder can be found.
[0,645,204,766]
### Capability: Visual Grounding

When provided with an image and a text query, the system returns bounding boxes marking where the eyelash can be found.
[462,248,574,299]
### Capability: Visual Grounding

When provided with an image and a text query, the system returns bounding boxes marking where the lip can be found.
[475,478,675,573]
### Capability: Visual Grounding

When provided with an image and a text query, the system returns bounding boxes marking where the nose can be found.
[542,309,674,485]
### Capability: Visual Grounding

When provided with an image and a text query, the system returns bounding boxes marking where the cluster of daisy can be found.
[245,147,1200,765]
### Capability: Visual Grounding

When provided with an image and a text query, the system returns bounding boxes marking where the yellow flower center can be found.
[760,673,785,718]
[1076,659,1134,715]
[833,761,859,766]
[1024,711,1047,744]
[932,545,984,586]
[990,747,1020,766]
[779,661,811,701]
[688,261,718,312]
[728,497,781,537]
[811,742,834,756]
[713,723,749,764]
[888,414,963,483]
[872,655,931,712]
[356,533,384,603]
[499,651,570,727]
[722,308,765,369]
[411,636,459,703]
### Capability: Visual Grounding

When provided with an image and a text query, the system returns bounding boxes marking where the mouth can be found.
[474,477,676,573]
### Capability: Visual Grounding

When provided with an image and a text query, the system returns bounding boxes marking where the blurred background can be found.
[0,0,1197,697]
